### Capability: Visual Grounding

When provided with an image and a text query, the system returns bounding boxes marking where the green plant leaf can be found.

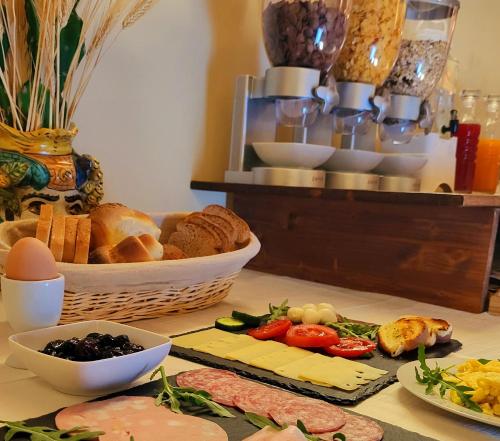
[245,413,281,431]
[1,421,103,440]
[59,5,85,91]
[25,0,39,68]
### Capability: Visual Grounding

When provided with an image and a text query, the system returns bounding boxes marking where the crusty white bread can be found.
[36,204,53,245]
[400,316,453,344]
[138,234,163,260]
[73,218,91,264]
[49,214,66,262]
[168,222,219,258]
[109,236,154,263]
[89,203,161,250]
[162,244,187,260]
[62,217,79,263]
[183,213,232,252]
[89,245,113,264]
[378,318,430,358]
[203,205,250,245]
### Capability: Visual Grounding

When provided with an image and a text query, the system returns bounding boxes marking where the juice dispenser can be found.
[473,95,500,194]
[225,0,351,187]
[332,0,407,136]
[382,0,460,143]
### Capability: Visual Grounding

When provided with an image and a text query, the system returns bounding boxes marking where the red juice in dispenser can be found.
[454,123,481,192]
[454,90,481,193]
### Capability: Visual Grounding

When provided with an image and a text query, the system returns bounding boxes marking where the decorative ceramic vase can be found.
[0,123,103,221]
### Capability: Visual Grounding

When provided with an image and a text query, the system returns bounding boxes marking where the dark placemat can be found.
[170,327,462,406]
[0,375,438,441]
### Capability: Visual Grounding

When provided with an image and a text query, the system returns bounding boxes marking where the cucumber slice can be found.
[215,317,246,331]
[231,310,263,327]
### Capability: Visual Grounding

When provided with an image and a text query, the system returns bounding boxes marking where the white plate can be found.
[374,153,428,177]
[397,357,500,428]
[9,320,172,396]
[253,142,335,169]
[323,149,384,172]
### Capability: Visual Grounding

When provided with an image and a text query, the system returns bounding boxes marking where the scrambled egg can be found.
[446,359,500,416]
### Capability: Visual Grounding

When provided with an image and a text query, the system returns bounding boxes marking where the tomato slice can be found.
[285,324,340,348]
[248,319,292,340]
[324,337,376,358]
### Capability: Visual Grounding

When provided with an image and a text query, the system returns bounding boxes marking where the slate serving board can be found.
[0,375,439,441]
[170,327,462,406]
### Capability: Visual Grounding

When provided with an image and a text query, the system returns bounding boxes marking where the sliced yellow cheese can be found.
[250,346,311,371]
[275,353,332,387]
[193,334,257,358]
[226,340,287,364]
[172,329,233,349]
[299,357,388,391]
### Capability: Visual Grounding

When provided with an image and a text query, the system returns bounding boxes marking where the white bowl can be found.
[323,149,384,172]
[9,320,172,396]
[253,142,335,169]
[374,154,428,177]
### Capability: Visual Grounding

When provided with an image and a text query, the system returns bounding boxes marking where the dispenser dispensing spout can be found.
[441,109,459,137]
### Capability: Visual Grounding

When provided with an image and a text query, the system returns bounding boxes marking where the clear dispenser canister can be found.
[333,0,406,87]
[384,0,460,100]
[262,0,351,75]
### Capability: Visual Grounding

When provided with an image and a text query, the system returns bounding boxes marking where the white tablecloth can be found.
[1,270,499,440]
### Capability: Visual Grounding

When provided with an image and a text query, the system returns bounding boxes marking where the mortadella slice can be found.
[56,396,228,441]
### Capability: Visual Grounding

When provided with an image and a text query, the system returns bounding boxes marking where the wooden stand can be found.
[192,181,500,313]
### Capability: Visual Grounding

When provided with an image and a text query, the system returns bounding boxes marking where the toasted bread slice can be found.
[73,218,91,264]
[203,205,250,245]
[36,204,53,245]
[400,315,453,344]
[49,214,66,262]
[378,318,430,357]
[168,223,219,257]
[62,217,79,263]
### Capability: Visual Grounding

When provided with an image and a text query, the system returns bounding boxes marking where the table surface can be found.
[1,269,499,441]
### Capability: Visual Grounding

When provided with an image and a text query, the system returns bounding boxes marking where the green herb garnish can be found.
[267,299,289,323]
[415,345,482,413]
[151,366,234,418]
[245,413,345,441]
[0,421,103,440]
[326,318,380,342]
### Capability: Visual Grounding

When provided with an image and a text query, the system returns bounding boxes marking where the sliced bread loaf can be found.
[184,213,233,252]
[203,205,250,245]
[168,223,220,257]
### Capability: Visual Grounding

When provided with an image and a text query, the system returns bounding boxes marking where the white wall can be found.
[74,0,499,212]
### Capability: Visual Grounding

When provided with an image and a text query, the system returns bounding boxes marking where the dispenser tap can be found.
[314,77,339,114]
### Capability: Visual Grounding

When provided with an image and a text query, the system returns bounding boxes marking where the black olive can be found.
[75,338,100,361]
[96,333,114,348]
[86,332,101,339]
[113,334,130,347]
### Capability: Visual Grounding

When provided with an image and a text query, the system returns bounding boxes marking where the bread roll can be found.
[138,234,163,260]
[89,203,161,250]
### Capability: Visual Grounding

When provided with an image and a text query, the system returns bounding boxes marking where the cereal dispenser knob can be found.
[419,100,434,130]
[314,83,339,114]
[370,93,391,124]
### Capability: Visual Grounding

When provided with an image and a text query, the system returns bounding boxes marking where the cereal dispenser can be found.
[381,0,460,142]
[225,0,351,187]
[332,0,407,134]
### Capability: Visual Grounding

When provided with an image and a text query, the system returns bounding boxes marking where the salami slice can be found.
[56,396,228,441]
[234,384,291,417]
[269,397,346,434]
[176,368,238,389]
[318,414,384,441]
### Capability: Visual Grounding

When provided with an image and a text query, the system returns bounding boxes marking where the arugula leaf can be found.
[1,421,103,440]
[415,345,482,413]
[326,319,380,342]
[267,299,289,323]
[477,359,492,365]
[151,366,234,418]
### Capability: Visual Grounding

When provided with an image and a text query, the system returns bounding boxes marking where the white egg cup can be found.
[1,274,65,369]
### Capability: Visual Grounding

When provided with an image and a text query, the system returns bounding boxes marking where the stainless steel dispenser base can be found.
[253,167,325,188]
[337,82,376,112]
[386,94,422,121]
[326,172,380,190]
[379,176,421,192]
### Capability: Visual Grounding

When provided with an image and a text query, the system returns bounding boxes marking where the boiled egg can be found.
[5,237,58,281]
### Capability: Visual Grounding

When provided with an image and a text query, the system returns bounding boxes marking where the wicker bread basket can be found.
[0,212,261,324]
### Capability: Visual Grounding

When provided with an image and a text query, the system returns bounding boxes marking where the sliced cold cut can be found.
[234,384,291,417]
[318,414,384,441]
[56,396,228,441]
[269,397,346,434]
[243,426,308,441]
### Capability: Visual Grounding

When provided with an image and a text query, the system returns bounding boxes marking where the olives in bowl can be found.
[9,320,171,396]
